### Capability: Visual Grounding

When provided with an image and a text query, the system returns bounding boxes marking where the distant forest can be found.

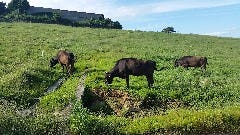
[0,0,122,29]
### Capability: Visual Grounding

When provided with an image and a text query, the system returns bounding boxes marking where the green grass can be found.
[106,106,240,134]
[0,22,240,134]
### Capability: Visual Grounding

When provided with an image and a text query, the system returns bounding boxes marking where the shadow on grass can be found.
[82,88,115,115]
[1,68,60,108]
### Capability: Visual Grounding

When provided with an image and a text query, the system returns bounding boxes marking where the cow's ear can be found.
[105,72,111,77]
[200,57,204,60]
[51,57,57,61]
[50,57,54,61]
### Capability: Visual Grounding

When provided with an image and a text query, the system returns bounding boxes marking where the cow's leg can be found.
[183,62,189,70]
[66,66,70,75]
[181,63,187,69]
[61,64,65,73]
[65,65,69,74]
[66,64,72,75]
[201,64,206,71]
[70,63,74,73]
[147,75,154,88]
[183,65,188,70]
[68,65,72,75]
[204,65,206,70]
[126,75,129,89]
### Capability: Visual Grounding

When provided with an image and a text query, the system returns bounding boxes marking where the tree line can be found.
[0,0,122,29]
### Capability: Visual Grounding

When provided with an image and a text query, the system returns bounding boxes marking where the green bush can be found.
[7,0,30,13]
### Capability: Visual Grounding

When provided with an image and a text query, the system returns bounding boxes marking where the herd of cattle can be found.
[50,50,208,88]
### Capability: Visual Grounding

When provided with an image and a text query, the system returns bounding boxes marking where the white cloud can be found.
[202,27,240,37]
[203,31,228,36]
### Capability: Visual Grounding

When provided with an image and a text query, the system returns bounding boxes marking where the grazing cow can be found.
[50,50,75,75]
[105,58,161,88]
[175,56,208,70]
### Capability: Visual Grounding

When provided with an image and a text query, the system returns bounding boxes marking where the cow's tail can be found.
[205,57,208,65]
[155,66,165,71]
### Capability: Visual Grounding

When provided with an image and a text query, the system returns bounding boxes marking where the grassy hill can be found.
[0,22,240,134]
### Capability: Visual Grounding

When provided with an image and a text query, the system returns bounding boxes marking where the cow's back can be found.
[126,58,153,76]
[186,56,200,66]
[117,59,127,73]
[57,51,69,64]
[115,58,142,75]
[179,56,206,67]
[129,60,145,75]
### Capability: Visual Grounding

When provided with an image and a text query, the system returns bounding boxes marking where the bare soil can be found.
[92,89,141,116]
[84,89,186,118]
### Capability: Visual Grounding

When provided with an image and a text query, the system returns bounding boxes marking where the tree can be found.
[7,0,30,13]
[113,21,122,29]
[162,27,176,33]
[0,2,6,15]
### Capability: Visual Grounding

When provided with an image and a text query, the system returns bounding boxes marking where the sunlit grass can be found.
[0,22,240,134]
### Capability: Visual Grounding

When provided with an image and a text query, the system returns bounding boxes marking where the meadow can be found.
[0,22,240,134]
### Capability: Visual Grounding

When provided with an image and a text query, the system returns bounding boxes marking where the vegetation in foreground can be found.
[0,22,240,134]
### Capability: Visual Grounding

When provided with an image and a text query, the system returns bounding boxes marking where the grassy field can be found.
[0,22,240,134]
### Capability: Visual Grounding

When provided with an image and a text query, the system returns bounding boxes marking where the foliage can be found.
[1,11,62,23]
[1,0,122,29]
[0,2,7,15]
[7,0,30,13]
[0,11,122,29]
[88,18,122,29]
[162,26,176,33]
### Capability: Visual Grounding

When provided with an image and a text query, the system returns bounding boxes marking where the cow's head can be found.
[146,60,157,70]
[200,57,207,65]
[174,60,181,67]
[50,56,58,68]
[105,72,113,85]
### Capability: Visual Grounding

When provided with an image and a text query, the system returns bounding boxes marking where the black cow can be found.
[175,56,208,70]
[105,58,160,88]
[50,50,75,75]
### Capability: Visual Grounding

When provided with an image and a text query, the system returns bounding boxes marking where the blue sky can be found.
[2,0,240,37]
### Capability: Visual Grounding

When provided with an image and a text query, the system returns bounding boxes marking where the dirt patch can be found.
[93,89,141,116]
[82,89,186,118]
